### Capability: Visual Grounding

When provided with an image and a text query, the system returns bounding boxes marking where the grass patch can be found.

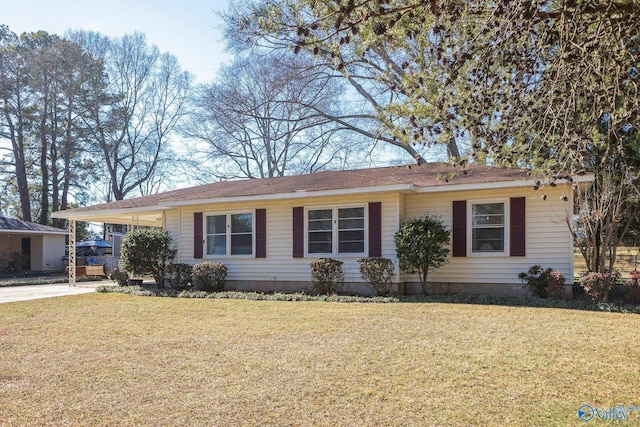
[1,294,639,425]
[96,285,640,314]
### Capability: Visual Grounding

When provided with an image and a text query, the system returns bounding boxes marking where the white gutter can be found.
[51,205,167,220]
[414,176,593,194]
[0,229,68,235]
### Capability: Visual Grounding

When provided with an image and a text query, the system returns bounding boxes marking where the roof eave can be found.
[0,229,68,235]
[52,205,166,226]
[414,175,594,194]
[161,183,418,207]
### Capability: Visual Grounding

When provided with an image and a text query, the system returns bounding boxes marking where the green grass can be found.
[1,294,639,426]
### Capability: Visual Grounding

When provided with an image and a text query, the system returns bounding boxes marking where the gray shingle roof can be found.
[0,217,67,234]
[56,163,535,215]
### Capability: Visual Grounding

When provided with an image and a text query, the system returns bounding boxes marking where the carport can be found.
[51,207,165,285]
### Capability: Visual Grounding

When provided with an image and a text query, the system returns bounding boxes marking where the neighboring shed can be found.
[0,217,67,273]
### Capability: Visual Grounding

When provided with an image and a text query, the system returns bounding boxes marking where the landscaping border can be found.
[96,285,640,314]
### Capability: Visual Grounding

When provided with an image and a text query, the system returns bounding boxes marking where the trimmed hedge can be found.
[310,258,344,295]
[357,257,395,296]
[191,262,227,292]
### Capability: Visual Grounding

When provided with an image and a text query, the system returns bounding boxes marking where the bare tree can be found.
[184,51,361,180]
[78,32,192,201]
[223,1,456,164]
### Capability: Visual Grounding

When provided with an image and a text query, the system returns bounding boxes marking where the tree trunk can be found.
[3,105,32,222]
[38,100,49,225]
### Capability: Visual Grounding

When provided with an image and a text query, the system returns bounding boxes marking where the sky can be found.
[2,0,232,82]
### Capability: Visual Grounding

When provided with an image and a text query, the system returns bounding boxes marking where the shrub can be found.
[546,269,568,300]
[108,268,129,286]
[624,270,640,304]
[394,215,450,295]
[120,228,177,287]
[191,262,227,292]
[518,265,566,299]
[310,258,344,295]
[580,272,616,302]
[357,257,395,296]
[165,263,193,290]
[0,252,28,274]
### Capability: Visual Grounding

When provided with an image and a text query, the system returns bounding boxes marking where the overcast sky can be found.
[2,0,232,82]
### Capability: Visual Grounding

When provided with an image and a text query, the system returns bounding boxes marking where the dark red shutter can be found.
[452,200,467,257]
[293,207,304,258]
[510,197,526,256]
[194,212,203,259]
[368,202,382,257]
[256,208,266,258]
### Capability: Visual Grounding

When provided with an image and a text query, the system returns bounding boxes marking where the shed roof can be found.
[0,217,67,235]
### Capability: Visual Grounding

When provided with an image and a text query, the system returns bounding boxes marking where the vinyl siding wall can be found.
[403,185,574,286]
[167,192,402,285]
[162,184,574,294]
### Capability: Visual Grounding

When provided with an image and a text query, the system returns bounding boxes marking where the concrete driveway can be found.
[0,281,110,304]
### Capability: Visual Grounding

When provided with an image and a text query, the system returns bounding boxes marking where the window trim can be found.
[203,210,255,258]
[304,204,368,257]
[467,199,510,256]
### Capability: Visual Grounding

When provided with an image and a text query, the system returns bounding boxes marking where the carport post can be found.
[68,220,76,287]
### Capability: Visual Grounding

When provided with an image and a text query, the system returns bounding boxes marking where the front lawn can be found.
[1,294,638,426]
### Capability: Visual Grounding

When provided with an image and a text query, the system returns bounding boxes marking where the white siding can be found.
[164,209,181,259]
[404,185,574,285]
[41,235,65,271]
[161,184,575,291]
[167,192,402,283]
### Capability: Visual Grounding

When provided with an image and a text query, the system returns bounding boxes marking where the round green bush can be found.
[191,262,227,292]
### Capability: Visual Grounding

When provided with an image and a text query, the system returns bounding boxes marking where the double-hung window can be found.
[307,206,365,255]
[471,202,506,253]
[205,212,253,256]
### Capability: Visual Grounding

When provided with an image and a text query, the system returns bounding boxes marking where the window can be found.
[205,212,253,256]
[471,202,505,253]
[453,198,524,258]
[206,215,227,255]
[307,206,365,255]
[308,209,332,254]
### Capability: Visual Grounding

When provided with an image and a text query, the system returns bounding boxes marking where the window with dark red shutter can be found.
[256,208,266,258]
[194,212,203,259]
[368,202,382,257]
[452,200,467,257]
[292,207,304,258]
[510,197,526,256]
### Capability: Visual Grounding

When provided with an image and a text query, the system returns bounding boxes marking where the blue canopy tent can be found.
[76,236,112,248]
[76,237,112,257]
